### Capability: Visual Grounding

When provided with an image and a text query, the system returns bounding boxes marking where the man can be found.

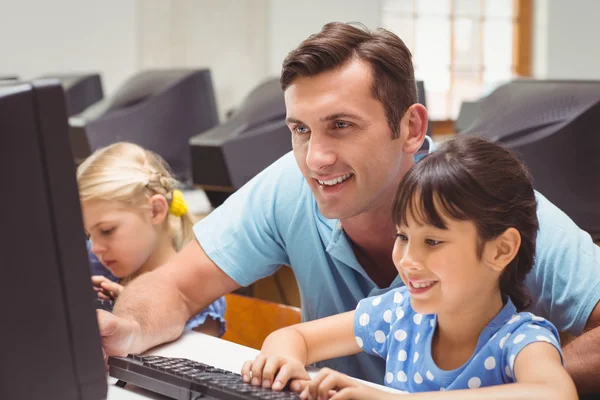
[98,22,600,393]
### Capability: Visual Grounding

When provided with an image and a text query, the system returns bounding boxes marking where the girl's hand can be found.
[92,275,124,300]
[300,368,394,400]
[241,354,311,392]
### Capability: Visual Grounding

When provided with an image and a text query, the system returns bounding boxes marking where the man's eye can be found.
[294,125,310,135]
[334,121,349,129]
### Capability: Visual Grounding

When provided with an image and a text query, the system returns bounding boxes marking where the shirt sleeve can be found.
[184,296,227,337]
[194,152,304,287]
[501,314,563,382]
[354,288,409,360]
[526,192,600,335]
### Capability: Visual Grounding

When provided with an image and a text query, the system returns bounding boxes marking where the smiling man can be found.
[97,22,600,393]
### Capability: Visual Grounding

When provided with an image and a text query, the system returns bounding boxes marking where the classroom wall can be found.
[0,0,138,95]
[266,0,382,76]
[532,0,600,80]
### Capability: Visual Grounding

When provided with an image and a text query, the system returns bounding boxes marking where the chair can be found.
[222,293,301,350]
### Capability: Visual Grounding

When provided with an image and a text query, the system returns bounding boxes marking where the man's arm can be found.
[106,239,240,355]
[563,301,600,394]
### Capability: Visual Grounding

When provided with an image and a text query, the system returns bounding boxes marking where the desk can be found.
[107,331,402,399]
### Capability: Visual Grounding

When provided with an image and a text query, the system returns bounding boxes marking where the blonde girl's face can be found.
[82,200,158,278]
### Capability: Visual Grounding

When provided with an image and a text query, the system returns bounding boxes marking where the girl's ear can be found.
[149,194,169,225]
[483,227,521,273]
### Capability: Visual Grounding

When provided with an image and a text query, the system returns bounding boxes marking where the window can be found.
[381,0,532,121]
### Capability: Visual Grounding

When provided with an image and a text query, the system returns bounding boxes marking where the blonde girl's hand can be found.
[92,275,125,300]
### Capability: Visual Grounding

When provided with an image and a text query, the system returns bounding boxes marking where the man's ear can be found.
[149,194,169,225]
[399,103,428,154]
[483,227,521,272]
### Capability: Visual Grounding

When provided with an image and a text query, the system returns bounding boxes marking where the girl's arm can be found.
[302,342,578,400]
[241,310,361,391]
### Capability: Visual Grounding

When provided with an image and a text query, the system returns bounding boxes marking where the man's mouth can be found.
[317,173,354,186]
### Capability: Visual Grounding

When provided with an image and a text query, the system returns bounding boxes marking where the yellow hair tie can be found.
[169,190,188,217]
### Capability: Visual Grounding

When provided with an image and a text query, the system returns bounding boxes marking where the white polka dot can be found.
[393,291,404,303]
[359,313,370,327]
[415,333,420,344]
[414,372,423,384]
[509,355,516,369]
[383,310,392,323]
[385,372,393,384]
[426,371,434,380]
[413,313,423,325]
[536,335,552,343]
[507,315,520,324]
[440,387,446,391]
[513,334,526,344]
[398,349,407,361]
[394,329,408,342]
[468,377,481,389]
[397,371,408,382]
[372,296,382,306]
[355,336,363,348]
[499,333,511,349]
[396,308,405,320]
[505,365,512,378]
[528,324,541,329]
[430,319,435,328]
[484,356,496,370]
[413,352,419,363]
[374,330,386,344]
[532,315,545,322]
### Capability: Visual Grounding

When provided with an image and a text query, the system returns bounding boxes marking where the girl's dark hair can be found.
[392,135,539,311]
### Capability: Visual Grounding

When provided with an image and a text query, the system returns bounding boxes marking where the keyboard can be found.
[94,297,115,312]
[108,354,302,400]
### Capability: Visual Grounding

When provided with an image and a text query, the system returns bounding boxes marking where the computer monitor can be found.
[461,79,600,238]
[0,79,107,399]
[40,73,104,116]
[190,77,290,207]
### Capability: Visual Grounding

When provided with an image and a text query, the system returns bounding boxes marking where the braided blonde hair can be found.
[77,142,194,251]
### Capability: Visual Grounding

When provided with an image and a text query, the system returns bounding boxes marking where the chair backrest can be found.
[222,293,301,350]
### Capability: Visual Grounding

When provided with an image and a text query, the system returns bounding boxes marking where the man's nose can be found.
[305,134,337,172]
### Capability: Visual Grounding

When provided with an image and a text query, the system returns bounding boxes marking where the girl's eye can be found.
[425,239,442,247]
[396,233,408,242]
[101,228,115,236]
[294,125,310,135]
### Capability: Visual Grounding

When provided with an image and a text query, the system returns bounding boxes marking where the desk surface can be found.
[107,331,401,399]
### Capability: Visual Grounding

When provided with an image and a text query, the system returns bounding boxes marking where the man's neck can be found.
[341,197,398,288]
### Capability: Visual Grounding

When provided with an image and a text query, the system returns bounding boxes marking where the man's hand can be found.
[300,368,394,400]
[97,309,140,357]
[92,275,124,300]
[241,354,310,392]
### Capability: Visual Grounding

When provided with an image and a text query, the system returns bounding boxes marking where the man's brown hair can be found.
[280,22,417,138]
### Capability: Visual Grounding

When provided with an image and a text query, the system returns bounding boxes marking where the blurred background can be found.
[2,0,598,306]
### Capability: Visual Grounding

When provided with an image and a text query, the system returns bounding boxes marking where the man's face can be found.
[285,59,410,220]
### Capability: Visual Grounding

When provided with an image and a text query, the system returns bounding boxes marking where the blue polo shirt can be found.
[194,150,600,385]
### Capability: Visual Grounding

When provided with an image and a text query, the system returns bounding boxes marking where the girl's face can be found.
[392,207,501,316]
[82,200,159,278]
